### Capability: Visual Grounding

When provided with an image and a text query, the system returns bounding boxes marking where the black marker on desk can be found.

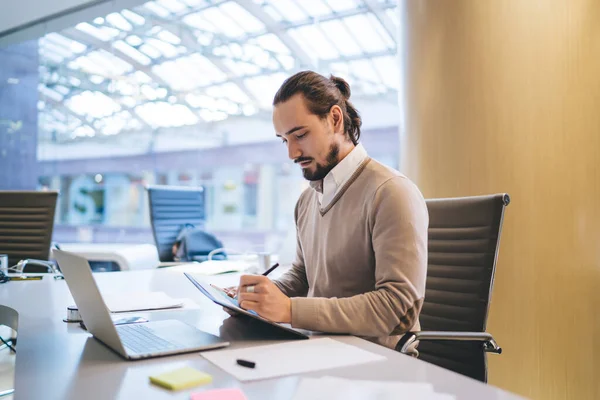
[236,359,256,369]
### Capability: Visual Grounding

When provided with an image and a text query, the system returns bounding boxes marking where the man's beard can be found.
[299,142,340,181]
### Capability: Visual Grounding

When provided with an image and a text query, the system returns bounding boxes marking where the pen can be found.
[262,263,280,276]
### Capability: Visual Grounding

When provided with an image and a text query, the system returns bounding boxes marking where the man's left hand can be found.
[237,275,291,323]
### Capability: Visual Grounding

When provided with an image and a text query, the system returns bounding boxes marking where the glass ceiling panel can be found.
[39,40,75,61]
[202,7,246,38]
[367,13,396,49]
[180,0,209,6]
[119,96,137,108]
[145,38,180,58]
[38,0,399,141]
[222,59,262,77]
[298,0,331,18]
[220,2,265,34]
[135,102,199,127]
[121,9,146,25]
[75,22,120,41]
[95,111,142,135]
[261,4,284,22]
[44,33,87,54]
[252,34,290,55]
[157,30,182,45]
[276,54,295,70]
[348,59,381,84]
[69,49,133,76]
[385,8,398,29]
[106,13,133,31]
[206,82,251,104]
[244,73,288,109]
[74,125,95,137]
[342,13,394,53]
[198,109,228,122]
[371,55,399,89]
[142,2,171,18]
[152,54,227,91]
[324,0,361,12]
[288,25,340,60]
[126,35,143,46]
[183,12,217,32]
[40,49,64,64]
[328,61,353,82]
[66,91,122,118]
[185,93,213,108]
[270,0,308,22]
[39,84,64,102]
[113,40,152,65]
[318,19,362,57]
[51,109,67,121]
[139,43,162,59]
[155,0,188,14]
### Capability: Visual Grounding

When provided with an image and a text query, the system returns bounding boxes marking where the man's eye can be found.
[280,138,287,144]
[296,132,307,139]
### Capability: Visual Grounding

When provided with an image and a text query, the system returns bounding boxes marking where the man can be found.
[233,71,428,349]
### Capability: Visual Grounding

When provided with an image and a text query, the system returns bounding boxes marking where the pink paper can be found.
[190,388,248,400]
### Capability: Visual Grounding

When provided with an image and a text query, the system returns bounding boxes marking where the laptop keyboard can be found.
[117,323,181,355]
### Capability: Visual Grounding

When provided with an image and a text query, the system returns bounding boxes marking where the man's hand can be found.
[237,275,291,323]
[223,286,238,298]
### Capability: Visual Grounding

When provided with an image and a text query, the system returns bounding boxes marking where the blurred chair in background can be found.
[147,185,226,263]
[0,191,58,273]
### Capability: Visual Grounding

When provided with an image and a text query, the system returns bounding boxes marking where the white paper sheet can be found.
[291,376,455,400]
[102,291,184,312]
[201,338,386,382]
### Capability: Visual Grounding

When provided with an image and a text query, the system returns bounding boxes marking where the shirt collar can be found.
[309,143,368,195]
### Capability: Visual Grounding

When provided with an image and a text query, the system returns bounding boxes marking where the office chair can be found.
[396,193,509,383]
[0,191,58,273]
[147,185,221,262]
[0,305,18,397]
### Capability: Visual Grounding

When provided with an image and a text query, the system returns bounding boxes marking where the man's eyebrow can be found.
[275,126,307,137]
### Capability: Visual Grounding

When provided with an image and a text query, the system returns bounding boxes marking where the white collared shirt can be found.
[309,143,369,209]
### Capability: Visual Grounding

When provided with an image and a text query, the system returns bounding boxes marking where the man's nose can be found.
[288,140,302,160]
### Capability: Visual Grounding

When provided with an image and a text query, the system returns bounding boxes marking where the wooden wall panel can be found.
[399,1,600,398]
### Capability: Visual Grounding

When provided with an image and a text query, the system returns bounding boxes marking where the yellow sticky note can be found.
[149,367,213,391]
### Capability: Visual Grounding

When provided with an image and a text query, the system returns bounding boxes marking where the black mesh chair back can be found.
[0,191,58,272]
[147,186,205,262]
[417,193,509,382]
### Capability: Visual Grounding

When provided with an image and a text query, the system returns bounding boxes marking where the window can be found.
[1,0,401,255]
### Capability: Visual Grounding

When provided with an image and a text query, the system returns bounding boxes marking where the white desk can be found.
[0,269,524,400]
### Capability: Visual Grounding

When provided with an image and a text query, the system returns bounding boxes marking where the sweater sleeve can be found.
[273,196,309,298]
[289,177,428,337]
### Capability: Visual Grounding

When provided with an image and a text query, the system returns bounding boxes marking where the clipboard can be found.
[184,273,309,339]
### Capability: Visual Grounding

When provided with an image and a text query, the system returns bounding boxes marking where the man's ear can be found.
[330,105,344,134]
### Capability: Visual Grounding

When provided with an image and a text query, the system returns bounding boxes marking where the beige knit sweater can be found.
[274,158,429,349]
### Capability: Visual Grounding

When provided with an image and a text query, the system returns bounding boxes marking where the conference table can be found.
[0,267,523,400]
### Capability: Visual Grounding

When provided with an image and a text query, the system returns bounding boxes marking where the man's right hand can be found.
[221,286,239,316]
[223,286,238,298]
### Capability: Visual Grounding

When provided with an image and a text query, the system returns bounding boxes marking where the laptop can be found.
[54,250,229,360]
[184,273,309,339]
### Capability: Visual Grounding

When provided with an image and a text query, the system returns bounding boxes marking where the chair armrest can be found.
[396,331,502,355]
